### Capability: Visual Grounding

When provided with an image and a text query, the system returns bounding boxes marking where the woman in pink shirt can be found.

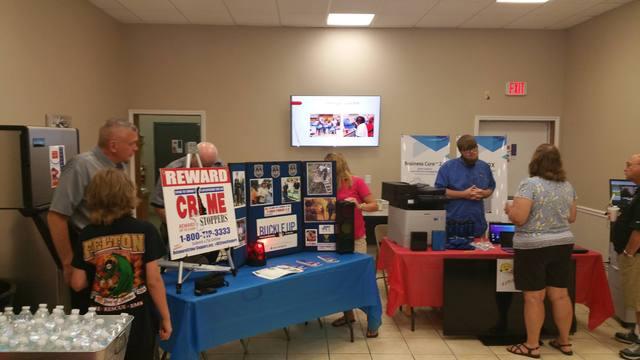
[324,152,379,337]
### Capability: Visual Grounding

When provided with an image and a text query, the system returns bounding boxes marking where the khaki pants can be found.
[619,254,640,311]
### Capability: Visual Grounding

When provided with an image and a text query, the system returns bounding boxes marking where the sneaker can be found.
[616,331,640,345]
[620,342,640,360]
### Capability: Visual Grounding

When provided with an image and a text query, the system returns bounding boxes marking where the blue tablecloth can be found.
[160,252,382,360]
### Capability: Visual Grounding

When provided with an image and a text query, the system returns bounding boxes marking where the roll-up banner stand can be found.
[474,136,508,223]
[401,135,450,186]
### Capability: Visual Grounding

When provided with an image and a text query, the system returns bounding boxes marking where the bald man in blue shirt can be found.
[435,135,496,237]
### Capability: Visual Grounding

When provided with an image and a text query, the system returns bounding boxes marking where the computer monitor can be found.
[488,222,515,244]
[609,179,638,207]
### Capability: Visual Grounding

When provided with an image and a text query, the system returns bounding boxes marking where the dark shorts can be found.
[514,244,574,291]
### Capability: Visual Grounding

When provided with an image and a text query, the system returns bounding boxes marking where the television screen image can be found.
[291,95,380,147]
[610,179,638,207]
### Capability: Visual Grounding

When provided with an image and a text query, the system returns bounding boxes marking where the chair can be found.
[374,224,389,297]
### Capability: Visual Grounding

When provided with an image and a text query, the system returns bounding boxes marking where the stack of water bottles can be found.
[0,304,132,354]
[445,220,476,250]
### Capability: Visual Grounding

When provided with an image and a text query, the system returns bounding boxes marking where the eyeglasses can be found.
[461,148,478,153]
[625,162,640,168]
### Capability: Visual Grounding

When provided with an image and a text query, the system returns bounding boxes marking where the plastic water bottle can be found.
[28,318,47,350]
[14,306,33,328]
[465,220,475,240]
[50,308,65,320]
[0,316,9,350]
[82,307,97,328]
[91,318,110,348]
[48,318,65,344]
[67,313,81,338]
[446,220,456,240]
[34,303,49,320]
[2,307,15,321]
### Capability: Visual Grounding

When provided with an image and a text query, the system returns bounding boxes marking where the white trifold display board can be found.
[456,135,509,222]
[160,167,239,260]
[400,135,450,186]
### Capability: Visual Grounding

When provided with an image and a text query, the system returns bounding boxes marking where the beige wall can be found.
[563,0,640,209]
[124,26,566,198]
[0,0,127,306]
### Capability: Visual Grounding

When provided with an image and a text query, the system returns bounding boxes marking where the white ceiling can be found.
[90,0,635,30]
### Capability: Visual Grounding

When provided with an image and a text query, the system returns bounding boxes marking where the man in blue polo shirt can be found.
[435,135,496,237]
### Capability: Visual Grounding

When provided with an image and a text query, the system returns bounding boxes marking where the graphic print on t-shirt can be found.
[82,233,147,310]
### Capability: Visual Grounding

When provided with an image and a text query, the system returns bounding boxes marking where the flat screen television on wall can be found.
[290,95,381,147]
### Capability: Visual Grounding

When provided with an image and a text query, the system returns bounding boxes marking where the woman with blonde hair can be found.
[324,152,380,337]
[70,168,171,359]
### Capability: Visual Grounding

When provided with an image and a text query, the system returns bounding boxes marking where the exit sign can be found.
[505,81,527,96]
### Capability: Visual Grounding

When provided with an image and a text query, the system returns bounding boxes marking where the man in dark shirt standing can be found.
[613,153,640,360]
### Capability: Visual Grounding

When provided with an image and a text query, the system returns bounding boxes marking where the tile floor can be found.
[193,246,633,360]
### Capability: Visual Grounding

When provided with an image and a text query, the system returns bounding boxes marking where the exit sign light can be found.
[506,81,527,96]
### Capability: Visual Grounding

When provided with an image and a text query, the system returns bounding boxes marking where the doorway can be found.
[475,116,559,197]
[129,110,206,228]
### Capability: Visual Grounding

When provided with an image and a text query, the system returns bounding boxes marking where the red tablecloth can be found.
[378,238,615,330]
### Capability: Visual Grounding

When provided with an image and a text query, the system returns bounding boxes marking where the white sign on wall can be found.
[400,135,450,186]
[476,136,508,222]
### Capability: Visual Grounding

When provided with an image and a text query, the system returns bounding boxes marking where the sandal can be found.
[366,329,379,338]
[331,316,355,327]
[549,339,573,356]
[506,343,541,359]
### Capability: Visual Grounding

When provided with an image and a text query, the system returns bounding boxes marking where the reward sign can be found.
[161,167,239,260]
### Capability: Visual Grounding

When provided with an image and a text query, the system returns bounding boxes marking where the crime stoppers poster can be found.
[161,167,239,260]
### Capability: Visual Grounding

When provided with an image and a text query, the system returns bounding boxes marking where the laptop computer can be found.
[488,222,516,244]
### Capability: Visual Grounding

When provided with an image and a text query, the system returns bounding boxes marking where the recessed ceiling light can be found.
[327,13,375,27]
[496,0,549,3]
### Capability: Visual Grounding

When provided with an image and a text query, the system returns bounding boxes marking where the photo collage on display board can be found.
[227,160,337,261]
[304,161,337,251]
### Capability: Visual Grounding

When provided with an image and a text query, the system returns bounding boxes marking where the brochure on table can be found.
[160,166,240,260]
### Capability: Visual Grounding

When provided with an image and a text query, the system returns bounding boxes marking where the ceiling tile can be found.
[416,0,493,28]
[460,2,541,28]
[506,0,601,29]
[224,0,280,26]
[373,0,439,27]
[329,0,384,13]
[170,0,234,25]
[89,0,125,9]
[118,0,176,11]
[576,2,622,17]
[278,0,328,26]
[135,9,189,23]
[547,15,593,29]
[100,7,142,22]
